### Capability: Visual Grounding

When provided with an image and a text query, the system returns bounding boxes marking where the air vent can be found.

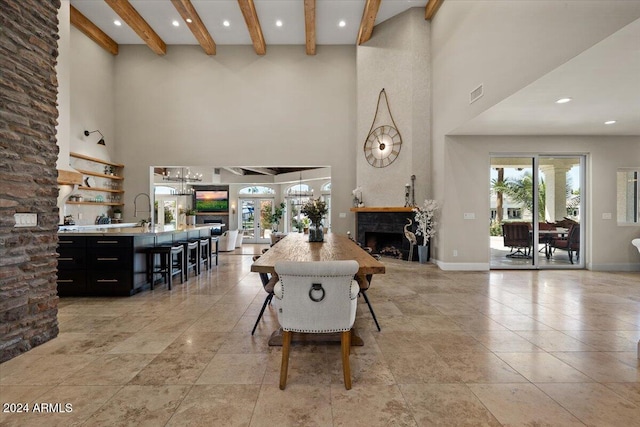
[213,168,221,175]
[470,84,483,104]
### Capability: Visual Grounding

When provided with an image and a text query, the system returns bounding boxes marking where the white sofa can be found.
[219,229,239,252]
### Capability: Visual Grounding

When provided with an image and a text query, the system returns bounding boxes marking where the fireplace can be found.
[352,207,418,261]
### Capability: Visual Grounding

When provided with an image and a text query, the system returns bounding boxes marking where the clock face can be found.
[363,125,402,168]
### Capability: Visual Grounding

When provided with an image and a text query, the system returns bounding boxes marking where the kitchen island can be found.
[57,224,214,296]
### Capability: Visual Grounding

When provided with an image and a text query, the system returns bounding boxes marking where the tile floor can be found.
[1,247,640,426]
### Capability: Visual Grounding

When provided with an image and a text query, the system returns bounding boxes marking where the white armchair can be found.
[218,229,239,252]
[633,239,640,255]
[235,230,244,248]
[273,260,360,390]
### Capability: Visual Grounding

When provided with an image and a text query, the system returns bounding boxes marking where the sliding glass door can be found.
[490,155,585,269]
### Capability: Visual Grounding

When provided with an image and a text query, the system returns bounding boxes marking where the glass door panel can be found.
[239,198,272,244]
[490,157,535,269]
[538,156,584,268]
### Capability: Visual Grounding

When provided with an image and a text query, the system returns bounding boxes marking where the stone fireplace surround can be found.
[351,207,419,261]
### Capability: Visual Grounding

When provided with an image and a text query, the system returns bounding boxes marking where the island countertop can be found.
[58,224,215,236]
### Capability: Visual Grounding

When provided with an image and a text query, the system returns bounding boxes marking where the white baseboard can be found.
[588,263,640,272]
[435,260,490,271]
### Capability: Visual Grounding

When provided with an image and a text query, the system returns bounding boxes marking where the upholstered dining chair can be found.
[273,260,360,390]
[251,255,278,335]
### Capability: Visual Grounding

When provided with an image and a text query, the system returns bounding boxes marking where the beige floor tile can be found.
[437,352,528,384]
[329,351,397,385]
[386,350,463,384]
[563,329,638,352]
[488,314,554,331]
[551,351,640,382]
[469,383,584,426]
[263,351,332,386]
[538,383,640,426]
[0,354,96,385]
[407,315,463,332]
[468,330,543,352]
[496,352,593,383]
[84,385,190,426]
[331,384,418,426]
[250,383,333,427]
[167,384,260,426]
[129,352,214,385]
[197,353,268,384]
[400,383,501,426]
[107,331,182,354]
[62,353,156,385]
[25,332,133,355]
[604,382,640,405]
[162,330,229,355]
[515,330,597,352]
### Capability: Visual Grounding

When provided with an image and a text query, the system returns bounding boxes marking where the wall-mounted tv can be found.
[194,190,229,212]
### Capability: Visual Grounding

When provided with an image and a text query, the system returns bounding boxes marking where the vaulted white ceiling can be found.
[70,0,428,46]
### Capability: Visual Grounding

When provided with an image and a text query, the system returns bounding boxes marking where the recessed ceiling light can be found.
[172,20,180,27]
[604,120,617,125]
[114,20,122,26]
[276,20,283,27]
[338,20,346,27]
[186,18,193,23]
[223,20,230,27]
[555,97,572,104]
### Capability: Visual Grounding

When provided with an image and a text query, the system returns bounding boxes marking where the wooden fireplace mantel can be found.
[350,207,414,213]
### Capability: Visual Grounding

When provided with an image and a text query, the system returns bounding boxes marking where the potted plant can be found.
[268,202,286,232]
[113,207,122,220]
[413,199,440,263]
[185,208,197,226]
[301,198,328,242]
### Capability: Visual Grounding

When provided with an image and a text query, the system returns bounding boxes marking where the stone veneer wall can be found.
[0,0,61,363]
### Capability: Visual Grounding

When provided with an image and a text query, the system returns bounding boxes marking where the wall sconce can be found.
[231,204,236,214]
[84,129,105,145]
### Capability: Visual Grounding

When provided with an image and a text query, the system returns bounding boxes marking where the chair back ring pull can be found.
[309,283,325,302]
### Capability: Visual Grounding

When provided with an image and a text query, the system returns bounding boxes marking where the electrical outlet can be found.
[453,249,458,257]
[14,213,37,227]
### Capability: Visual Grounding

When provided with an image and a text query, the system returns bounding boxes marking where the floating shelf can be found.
[77,186,124,194]
[66,201,124,206]
[70,152,124,168]
[75,169,124,180]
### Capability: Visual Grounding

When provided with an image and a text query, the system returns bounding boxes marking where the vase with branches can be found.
[413,199,439,246]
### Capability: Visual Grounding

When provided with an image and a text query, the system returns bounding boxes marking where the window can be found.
[617,169,640,223]
[239,186,275,195]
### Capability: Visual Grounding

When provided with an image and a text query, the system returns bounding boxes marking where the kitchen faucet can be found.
[133,192,151,220]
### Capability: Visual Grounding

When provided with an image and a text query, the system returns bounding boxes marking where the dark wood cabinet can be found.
[56,227,211,297]
[57,235,153,296]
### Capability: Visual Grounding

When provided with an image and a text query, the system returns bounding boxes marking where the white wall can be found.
[114,45,356,233]
[431,0,640,268]
[357,8,431,206]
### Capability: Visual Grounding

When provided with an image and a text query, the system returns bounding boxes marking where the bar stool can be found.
[198,237,211,272]
[146,244,184,290]
[180,240,199,277]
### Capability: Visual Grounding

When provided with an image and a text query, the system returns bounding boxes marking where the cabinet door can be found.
[89,248,132,269]
[57,270,87,296]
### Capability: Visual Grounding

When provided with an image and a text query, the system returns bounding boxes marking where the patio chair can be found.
[502,222,532,259]
[548,224,580,264]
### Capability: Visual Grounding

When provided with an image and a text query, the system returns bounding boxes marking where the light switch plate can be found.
[463,213,475,220]
[14,213,37,227]
[339,213,347,218]
[602,212,612,220]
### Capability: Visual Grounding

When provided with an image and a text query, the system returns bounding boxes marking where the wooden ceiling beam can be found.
[70,5,118,55]
[171,0,216,55]
[425,0,444,20]
[104,0,166,55]
[304,0,316,55]
[237,0,266,55]
[357,0,381,45]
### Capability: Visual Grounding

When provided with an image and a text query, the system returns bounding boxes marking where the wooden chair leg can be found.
[341,331,352,390]
[279,330,292,390]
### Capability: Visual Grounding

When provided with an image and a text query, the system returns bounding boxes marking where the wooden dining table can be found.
[251,232,386,346]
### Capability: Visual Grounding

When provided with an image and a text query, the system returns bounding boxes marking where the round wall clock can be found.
[363,124,402,168]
